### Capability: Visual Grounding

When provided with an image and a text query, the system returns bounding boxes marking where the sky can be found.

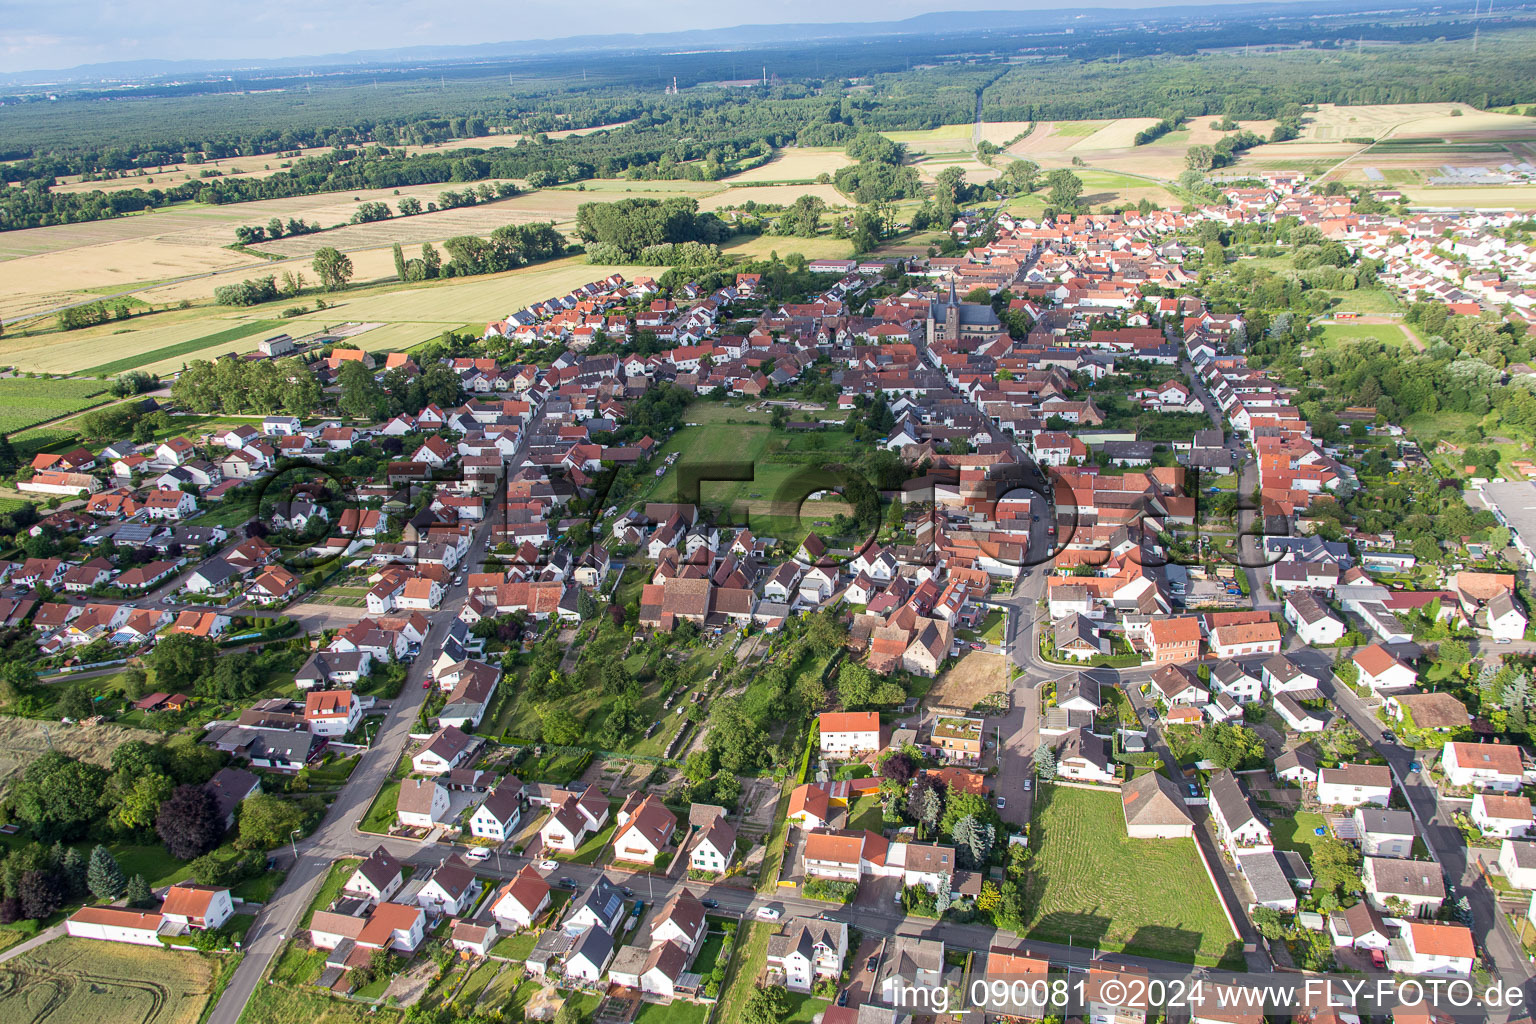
[1,0,1284,75]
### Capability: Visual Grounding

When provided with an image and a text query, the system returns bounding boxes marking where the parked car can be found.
[422,678,431,689]
[970,641,985,650]
[837,990,849,1007]
[558,877,578,890]
[1380,731,1396,743]
[755,906,781,921]
[996,797,1006,810]
[701,898,719,909]
[466,847,491,861]
[538,860,558,871]
[1409,761,1423,774]
[866,955,878,973]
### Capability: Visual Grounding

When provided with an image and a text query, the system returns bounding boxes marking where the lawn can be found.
[550,821,616,865]
[635,1002,710,1024]
[1022,784,1241,967]
[0,937,226,1024]
[360,780,400,834]
[1313,322,1418,351]
[302,859,360,928]
[0,377,112,434]
[1270,809,1330,862]
[239,974,402,1024]
[716,921,772,1024]
[847,795,885,834]
[81,319,285,376]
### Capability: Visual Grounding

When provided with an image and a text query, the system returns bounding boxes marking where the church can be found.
[926,275,1004,345]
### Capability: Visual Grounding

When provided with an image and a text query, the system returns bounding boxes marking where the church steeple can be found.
[947,274,958,306]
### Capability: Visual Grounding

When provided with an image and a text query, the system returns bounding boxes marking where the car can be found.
[621,887,635,898]
[423,678,432,689]
[837,991,849,1007]
[1021,569,1032,577]
[1186,782,1200,797]
[1497,637,1513,644]
[1380,730,1396,743]
[1031,514,1040,522]
[1409,761,1423,774]
[701,898,719,909]
[538,861,558,871]
[970,641,985,650]
[558,877,577,889]
[755,906,781,921]
[1022,779,1032,792]
[894,888,904,904]
[866,955,878,973]
[466,847,491,861]
[995,797,1006,810]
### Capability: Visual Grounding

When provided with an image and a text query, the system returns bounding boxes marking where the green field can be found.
[0,378,111,434]
[1022,785,1241,967]
[0,937,227,1024]
[879,124,975,143]
[1313,322,1419,351]
[1053,120,1114,136]
[82,319,285,376]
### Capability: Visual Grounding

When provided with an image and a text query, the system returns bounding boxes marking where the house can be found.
[1328,899,1396,952]
[1472,793,1534,839]
[1285,590,1346,645]
[450,918,500,957]
[563,878,626,941]
[1354,644,1417,693]
[802,830,864,882]
[1275,746,1320,785]
[1208,620,1282,659]
[1237,850,1298,912]
[143,489,198,520]
[1208,769,1272,855]
[492,865,552,929]
[160,883,234,932]
[787,783,836,830]
[1317,763,1393,808]
[346,847,405,902]
[303,689,361,738]
[819,711,885,759]
[1120,769,1194,838]
[311,901,426,954]
[767,917,848,993]
[1364,857,1445,916]
[204,767,260,830]
[1054,728,1116,784]
[1262,654,1323,696]
[539,787,609,854]
[1273,692,1326,733]
[1500,840,1536,889]
[650,890,708,954]
[930,716,984,764]
[877,937,945,1007]
[1150,664,1209,707]
[411,725,475,775]
[611,792,676,866]
[1442,741,1525,792]
[1209,660,1263,704]
[397,778,451,829]
[65,906,167,946]
[690,812,737,875]
[1054,614,1109,661]
[1384,921,1475,977]
[1084,960,1152,1024]
[975,947,1052,1019]
[416,854,482,916]
[564,926,616,983]
[1385,691,1470,735]
[295,650,373,690]
[247,566,300,606]
[469,784,524,843]
[1146,616,1201,664]
[1356,808,1417,859]
[1056,672,1102,713]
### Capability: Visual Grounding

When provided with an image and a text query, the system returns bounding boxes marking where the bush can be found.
[802,879,857,903]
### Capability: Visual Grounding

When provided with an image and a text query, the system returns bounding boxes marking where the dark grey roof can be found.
[1237,850,1294,904]
[1208,769,1260,832]
[1356,808,1416,839]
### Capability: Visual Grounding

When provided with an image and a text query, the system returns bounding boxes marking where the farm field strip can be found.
[0,378,113,434]
[0,937,223,1024]
[83,318,287,376]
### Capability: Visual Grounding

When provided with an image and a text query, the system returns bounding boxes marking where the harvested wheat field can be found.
[1067,118,1163,152]
[0,937,223,1024]
[723,148,851,183]
[48,146,336,195]
[703,183,853,210]
[0,718,162,793]
[977,121,1036,146]
[929,651,1006,709]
